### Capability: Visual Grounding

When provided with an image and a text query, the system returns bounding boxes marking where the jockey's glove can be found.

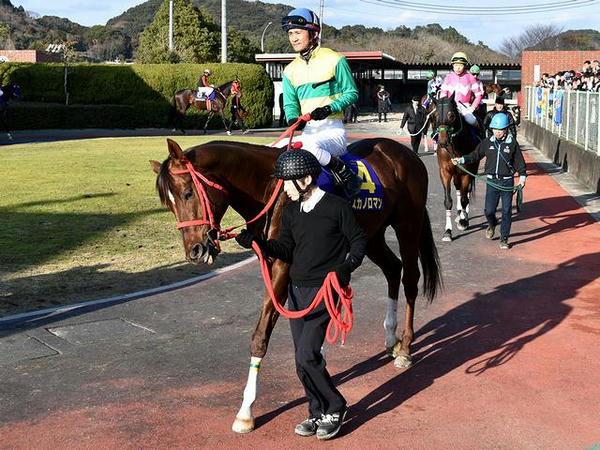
[310,105,332,121]
[287,118,306,130]
[235,229,255,249]
[333,260,353,288]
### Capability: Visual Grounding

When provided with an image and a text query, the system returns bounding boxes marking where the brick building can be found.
[0,50,61,63]
[521,50,600,93]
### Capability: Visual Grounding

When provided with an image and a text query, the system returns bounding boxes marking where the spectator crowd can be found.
[536,59,600,92]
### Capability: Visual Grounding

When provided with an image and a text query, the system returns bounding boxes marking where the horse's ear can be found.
[150,160,161,174]
[167,138,185,161]
[449,92,455,102]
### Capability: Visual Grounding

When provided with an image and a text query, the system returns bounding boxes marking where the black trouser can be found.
[484,177,514,240]
[231,109,245,131]
[378,112,387,122]
[410,133,422,153]
[288,284,346,419]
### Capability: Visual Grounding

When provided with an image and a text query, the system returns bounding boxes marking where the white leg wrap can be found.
[445,210,453,231]
[384,298,398,349]
[466,203,470,215]
[320,345,326,361]
[236,357,261,420]
[456,192,462,211]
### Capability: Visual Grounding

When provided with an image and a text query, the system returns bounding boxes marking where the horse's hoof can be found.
[226,131,232,136]
[394,354,413,369]
[385,346,395,357]
[391,341,403,358]
[442,230,452,242]
[232,416,255,434]
[457,219,469,231]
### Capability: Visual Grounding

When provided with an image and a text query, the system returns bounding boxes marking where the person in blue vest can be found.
[236,149,367,440]
[451,113,526,249]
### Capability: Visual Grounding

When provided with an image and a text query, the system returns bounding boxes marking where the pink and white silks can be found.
[440,72,483,126]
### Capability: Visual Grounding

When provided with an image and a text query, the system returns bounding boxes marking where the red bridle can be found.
[167,113,310,248]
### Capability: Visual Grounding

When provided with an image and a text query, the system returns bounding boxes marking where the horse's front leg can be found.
[219,111,232,136]
[232,260,289,434]
[456,174,472,231]
[440,171,453,242]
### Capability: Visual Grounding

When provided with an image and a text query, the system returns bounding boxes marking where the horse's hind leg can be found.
[202,111,214,134]
[232,260,288,434]
[219,111,232,136]
[365,231,402,354]
[390,213,423,369]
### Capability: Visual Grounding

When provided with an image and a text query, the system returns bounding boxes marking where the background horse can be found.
[1,83,21,140]
[431,93,479,242]
[170,80,233,135]
[150,136,441,433]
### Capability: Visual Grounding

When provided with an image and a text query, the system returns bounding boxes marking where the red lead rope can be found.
[252,240,355,345]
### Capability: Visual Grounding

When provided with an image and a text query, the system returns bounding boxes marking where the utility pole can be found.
[261,21,273,53]
[319,0,324,46]
[221,0,227,63]
[168,0,174,51]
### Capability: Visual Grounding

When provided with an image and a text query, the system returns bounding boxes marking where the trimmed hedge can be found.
[0,62,274,129]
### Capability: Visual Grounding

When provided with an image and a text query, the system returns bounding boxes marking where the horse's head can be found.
[150,139,230,266]
[433,93,459,151]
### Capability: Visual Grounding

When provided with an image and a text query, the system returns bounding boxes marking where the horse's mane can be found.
[156,141,281,207]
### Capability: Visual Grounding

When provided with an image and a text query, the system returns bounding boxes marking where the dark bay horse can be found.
[1,83,21,140]
[431,93,479,242]
[170,80,234,135]
[150,137,441,433]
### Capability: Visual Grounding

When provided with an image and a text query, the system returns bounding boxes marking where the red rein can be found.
[252,240,354,345]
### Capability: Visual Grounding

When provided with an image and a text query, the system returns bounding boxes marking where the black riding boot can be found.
[326,156,362,198]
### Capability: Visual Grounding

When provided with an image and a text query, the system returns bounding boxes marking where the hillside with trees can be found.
[1,0,513,63]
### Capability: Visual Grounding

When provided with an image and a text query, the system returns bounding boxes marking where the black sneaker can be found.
[294,417,320,437]
[485,224,496,240]
[316,409,347,441]
[500,238,511,250]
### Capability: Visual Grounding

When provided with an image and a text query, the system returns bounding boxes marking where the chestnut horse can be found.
[150,136,441,433]
[431,94,479,242]
[170,81,234,135]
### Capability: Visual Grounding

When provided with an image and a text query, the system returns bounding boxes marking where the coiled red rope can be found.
[252,240,354,345]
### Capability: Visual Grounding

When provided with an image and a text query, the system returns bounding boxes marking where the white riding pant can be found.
[277,118,347,166]
[197,87,214,98]
[457,103,478,126]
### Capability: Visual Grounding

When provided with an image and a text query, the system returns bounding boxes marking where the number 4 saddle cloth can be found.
[317,152,384,211]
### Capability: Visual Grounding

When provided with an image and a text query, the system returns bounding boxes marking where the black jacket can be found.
[462,134,527,178]
[484,108,517,137]
[400,103,427,134]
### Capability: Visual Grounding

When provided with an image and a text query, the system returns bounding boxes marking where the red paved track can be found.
[1,144,599,449]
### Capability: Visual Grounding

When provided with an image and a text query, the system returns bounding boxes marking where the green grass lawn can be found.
[0,135,273,316]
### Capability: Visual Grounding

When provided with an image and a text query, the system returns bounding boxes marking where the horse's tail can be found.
[419,209,442,303]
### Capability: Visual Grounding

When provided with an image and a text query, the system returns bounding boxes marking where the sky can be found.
[12,0,600,50]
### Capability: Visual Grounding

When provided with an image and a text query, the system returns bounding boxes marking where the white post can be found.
[168,0,173,51]
[566,90,570,141]
[575,91,580,145]
[319,0,324,46]
[597,92,600,155]
[221,0,227,63]
[585,90,590,151]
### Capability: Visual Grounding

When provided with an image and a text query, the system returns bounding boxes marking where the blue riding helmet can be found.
[489,112,509,130]
[281,8,321,32]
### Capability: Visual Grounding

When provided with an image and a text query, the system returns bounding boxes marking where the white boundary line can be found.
[0,256,256,326]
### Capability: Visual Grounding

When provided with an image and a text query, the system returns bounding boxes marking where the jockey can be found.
[423,71,442,109]
[197,69,214,100]
[440,52,483,129]
[281,7,362,198]
[469,64,487,120]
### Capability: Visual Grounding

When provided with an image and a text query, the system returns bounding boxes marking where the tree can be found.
[136,0,219,63]
[227,27,259,63]
[499,24,563,59]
